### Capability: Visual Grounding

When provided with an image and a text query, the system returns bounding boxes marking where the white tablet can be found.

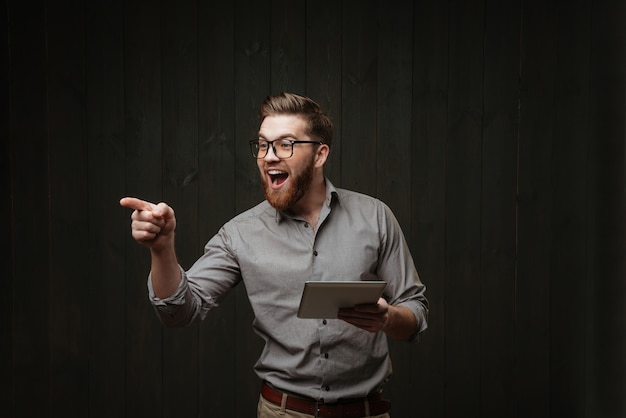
[297,281,387,319]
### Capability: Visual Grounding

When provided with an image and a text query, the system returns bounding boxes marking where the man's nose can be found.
[264,144,280,161]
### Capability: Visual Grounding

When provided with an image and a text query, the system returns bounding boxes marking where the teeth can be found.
[268,170,284,175]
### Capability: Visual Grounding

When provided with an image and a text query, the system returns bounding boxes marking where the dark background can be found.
[3,0,625,417]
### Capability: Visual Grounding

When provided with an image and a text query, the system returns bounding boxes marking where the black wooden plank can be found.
[122,0,164,416]
[46,1,90,415]
[480,1,521,417]
[410,1,449,416]
[84,1,127,415]
[0,0,13,413]
[516,0,556,416]
[550,2,592,416]
[341,0,378,196]
[234,0,271,413]
[160,0,200,416]
[305,0,342,184]
[374,1,415,415]
[444,0,485,415]
[234,0,269,213]
[376,0,413,227]
[197,0,238,415]
[270,0,306,94]
[588,1,626,416]
[8,1,51,415]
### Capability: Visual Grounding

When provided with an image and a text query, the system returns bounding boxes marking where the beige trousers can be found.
[257,394,391,418]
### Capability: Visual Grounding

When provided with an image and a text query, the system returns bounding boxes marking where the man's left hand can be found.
[338,297,390,333]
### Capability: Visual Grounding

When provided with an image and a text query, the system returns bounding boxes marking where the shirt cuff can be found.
[397,300,428,341]
[147,266,187,316]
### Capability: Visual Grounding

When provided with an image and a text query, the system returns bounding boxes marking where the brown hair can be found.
[259,92,333,146]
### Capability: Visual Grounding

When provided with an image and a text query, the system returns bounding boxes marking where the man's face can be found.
[257,114,317,211]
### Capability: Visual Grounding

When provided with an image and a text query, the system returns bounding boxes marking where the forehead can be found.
[258,114,309,139]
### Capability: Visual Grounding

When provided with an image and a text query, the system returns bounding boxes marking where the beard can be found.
[261,156,315,212]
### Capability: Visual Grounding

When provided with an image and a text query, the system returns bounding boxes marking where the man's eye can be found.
[279,141,292,149]
[258,142,269,149]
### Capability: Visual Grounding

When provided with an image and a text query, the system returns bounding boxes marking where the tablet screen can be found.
[297,281,387,319]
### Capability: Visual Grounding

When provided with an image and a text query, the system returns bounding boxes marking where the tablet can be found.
[297,281,387,319]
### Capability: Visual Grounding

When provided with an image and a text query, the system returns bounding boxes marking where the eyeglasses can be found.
[249,138,324,159]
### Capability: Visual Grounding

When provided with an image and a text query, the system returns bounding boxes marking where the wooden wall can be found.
[3,0,625,417]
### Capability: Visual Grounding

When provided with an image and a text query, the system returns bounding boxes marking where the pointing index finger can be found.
[119,197,156,212]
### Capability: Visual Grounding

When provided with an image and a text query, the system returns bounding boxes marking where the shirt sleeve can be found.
[377,201,429,341]
[147,266,197,327]
[147,225,242,327]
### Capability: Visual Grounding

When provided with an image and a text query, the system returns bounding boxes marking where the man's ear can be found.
[314,144,330,168]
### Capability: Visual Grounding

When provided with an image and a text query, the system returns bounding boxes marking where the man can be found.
[120,92,428,418]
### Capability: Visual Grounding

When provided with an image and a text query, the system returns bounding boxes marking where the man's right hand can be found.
[120,197,182,298]
[119,197,177,252]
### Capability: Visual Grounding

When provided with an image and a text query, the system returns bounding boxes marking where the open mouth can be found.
[268,169,289,189]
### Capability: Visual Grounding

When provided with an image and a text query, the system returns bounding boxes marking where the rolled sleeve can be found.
[147,267,205,327]
[148,265,188,308]
[397,296,429,341]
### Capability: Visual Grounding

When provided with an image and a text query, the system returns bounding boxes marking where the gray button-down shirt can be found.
[149,179,428,403]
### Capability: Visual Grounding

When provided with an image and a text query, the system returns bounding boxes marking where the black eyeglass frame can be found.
[249,138,325,159]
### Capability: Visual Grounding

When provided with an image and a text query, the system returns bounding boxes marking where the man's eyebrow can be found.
[257,133,298,140]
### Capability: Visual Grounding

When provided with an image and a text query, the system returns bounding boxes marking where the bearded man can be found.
[120,92,428,418]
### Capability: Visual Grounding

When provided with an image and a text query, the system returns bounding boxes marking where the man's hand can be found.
[338,298,418,340]
[119,197,176,252]
[120,197,182,298]
[338,297,390,333]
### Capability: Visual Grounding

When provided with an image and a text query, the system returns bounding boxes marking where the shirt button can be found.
[322,319,327,325]
[313,250,318,256]
[325,386,330,391]
[324,353,329,359]
[304,223,310,228]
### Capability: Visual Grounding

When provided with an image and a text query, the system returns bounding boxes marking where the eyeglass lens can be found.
[252,139,294,159]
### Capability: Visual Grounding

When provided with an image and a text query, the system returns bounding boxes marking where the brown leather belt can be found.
[261,382,391,417]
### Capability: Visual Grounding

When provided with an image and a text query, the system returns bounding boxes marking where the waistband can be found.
[261,382,391,418]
